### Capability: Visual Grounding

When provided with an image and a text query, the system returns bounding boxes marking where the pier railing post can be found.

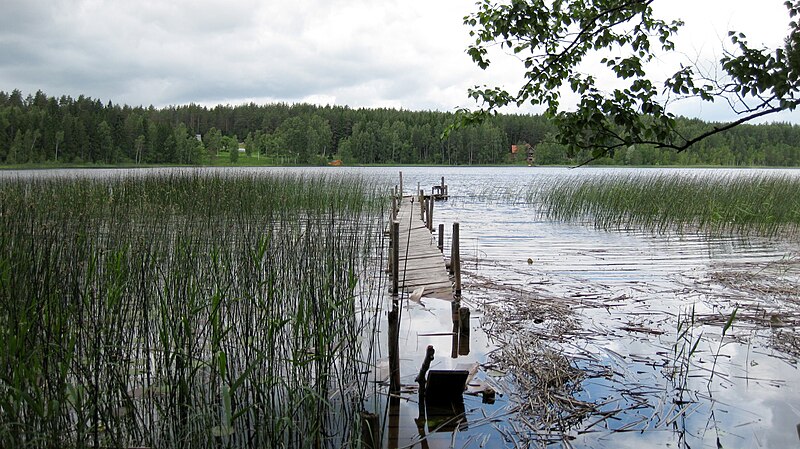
[453,222,461,297]
[391,220,399,296]
[419,189,425,219]
[427,195,434,232]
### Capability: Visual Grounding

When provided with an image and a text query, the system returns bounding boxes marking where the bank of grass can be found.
[533,173,800,236]
[0,171,388,448]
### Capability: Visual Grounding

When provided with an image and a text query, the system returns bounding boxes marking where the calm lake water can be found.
[4,166,799,448]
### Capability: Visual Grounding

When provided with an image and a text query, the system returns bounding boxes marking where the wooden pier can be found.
[377,174,479,449]
[391,196,452,299]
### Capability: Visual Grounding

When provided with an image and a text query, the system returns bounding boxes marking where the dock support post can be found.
[451,301,459,358]
[453,222,461,297]
[391,220,399,296]
[391,195,397,222]
[399,171,403,197]
[427,195,434,232]
[418,188,423,213]
[360,412,380,449]
[458,306,470,355]
[388,308,401,394]
[438,223,444,252]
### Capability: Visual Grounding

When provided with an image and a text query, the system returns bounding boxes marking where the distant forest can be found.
[2,89,800,166]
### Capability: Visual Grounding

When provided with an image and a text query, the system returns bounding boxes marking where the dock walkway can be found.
[393,196,452,299]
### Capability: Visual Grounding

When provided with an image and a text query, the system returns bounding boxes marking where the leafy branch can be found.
[459,0,800,160]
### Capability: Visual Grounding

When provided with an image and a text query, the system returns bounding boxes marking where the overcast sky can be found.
[1,0,797,123]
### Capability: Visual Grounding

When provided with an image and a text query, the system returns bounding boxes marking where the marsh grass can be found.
[532,172,800,237]
[0,171,388,449]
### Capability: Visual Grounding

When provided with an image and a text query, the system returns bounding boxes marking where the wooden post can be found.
[360,411,380,449]
[453,222,461,297]
[391,195,397,222]
[451,315,459,359]
[391,220,399,296]
[399,171,403,197]
[415,345,435,386]
[448,227,455,275]
[458,307,470,356]
[388,396,400,449]
[388,308,401,394]
[438,223,444,252]
[427,195,434,232]
[419,189,425,218]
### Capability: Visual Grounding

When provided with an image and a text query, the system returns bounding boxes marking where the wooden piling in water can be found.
[427,195,434,232]
[458,306,470,355]
[391,220,399,296]
[388,308,401,394]
[438,223,444,252]
[399,171,403,197]
[360,411,380,449]
[451,301,459,359]
[419,189,425,218]
[453,222,461,297]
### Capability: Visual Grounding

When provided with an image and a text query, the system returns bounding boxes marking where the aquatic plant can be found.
[0,171,388,449]
[532,172,800,237]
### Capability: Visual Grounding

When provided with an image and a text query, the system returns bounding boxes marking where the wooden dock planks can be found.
[393,196,453,299]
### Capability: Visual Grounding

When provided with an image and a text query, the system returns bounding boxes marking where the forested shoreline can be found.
[2,89,799,167]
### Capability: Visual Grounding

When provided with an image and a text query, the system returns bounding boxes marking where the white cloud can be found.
[0,0,797,124]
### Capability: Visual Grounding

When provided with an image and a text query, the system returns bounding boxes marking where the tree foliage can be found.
[461,0,800,162]
[1,89,800,167]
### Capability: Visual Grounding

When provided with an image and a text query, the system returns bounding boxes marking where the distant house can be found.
[195,134,202,142]
[238,146,246,153]
[511,143,534,165]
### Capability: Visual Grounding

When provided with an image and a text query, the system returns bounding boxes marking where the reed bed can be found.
[532,172,800,237]
[0,171,388,449]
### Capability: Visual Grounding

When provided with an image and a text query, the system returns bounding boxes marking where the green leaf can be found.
[722,307,738,337]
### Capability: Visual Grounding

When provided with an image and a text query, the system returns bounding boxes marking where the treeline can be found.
[1,89,799,166]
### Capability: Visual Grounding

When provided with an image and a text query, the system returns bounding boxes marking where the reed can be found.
[0,171,388,449]
[532,172,800,237]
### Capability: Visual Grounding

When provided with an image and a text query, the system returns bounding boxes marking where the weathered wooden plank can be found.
[391,196,454,298]
[398,260,447,271]
[399,270,450,282]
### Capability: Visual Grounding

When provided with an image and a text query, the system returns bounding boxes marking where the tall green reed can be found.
[532,172,800,237]
[0,171,388,449]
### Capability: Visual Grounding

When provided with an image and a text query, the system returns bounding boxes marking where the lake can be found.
[2,165,798,448]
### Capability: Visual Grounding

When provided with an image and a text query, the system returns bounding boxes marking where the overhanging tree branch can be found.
[461,0,800,159]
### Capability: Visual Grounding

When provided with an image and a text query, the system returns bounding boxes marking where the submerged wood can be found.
[416,345,436,385]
